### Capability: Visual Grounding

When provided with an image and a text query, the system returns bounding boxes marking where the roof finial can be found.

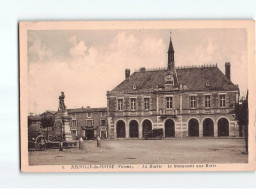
[168,29,175,70]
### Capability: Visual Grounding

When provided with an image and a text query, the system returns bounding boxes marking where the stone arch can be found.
[164,119,175,137]
[142,119,152,138]
[217,117,229,136]
[202,118,214,137]
[129,120,139,138]
[188,118,199,137]
[116,120,126,138]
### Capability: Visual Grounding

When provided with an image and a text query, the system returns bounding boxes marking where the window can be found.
[100,119,106,126]
[71,120,78,127]
[86,120,94,127]
[117,99,123,111]
[220,95,226,108]
[130,98,136,111]
[71,130,77,137]
[166,97,173,109]
[144,98,150,110]
[205,95,211,108]
[190,96,196,109]
[87,112,92,118]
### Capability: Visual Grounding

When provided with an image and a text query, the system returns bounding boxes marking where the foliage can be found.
[234,98,248,127]
[234,91,248,153]
[41,116,54,129]
[28,117,33,127]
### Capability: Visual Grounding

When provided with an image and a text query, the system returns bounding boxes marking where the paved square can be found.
[29,138,248,165]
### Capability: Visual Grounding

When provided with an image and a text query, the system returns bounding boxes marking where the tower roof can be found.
[168,34,174,53]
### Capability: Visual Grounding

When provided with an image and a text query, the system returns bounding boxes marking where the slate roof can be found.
[39,111,57,118]
[111,66,239,92]
[67,107,107,114]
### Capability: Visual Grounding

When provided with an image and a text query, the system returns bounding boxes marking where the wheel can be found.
[35,135,46,150]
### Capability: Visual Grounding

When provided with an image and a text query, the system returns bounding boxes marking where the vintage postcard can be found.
[19,20,255,172]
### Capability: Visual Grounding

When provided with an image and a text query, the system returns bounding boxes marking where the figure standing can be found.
[59,91,66,111]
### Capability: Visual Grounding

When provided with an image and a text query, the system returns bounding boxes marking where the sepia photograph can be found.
[19,20,255,172]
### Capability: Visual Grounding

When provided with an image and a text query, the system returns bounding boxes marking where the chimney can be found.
[225,62,231,80]
[125,69,130,80]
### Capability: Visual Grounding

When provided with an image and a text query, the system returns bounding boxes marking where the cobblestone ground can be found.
[28,138,248,165]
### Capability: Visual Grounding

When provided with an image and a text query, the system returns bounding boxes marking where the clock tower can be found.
[165,31,179,89]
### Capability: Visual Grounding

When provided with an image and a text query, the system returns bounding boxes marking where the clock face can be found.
[165,72,174,85]
[166,75,172,79]
[166,73,173,81]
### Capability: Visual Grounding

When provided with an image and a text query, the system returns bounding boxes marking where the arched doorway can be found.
[142,120,152,137]
[116,120,125,138]
[129,120,139,138]
[165,119,175,137]
[218,118,229,136]
[188,118,199,137]
[203,118,214,137]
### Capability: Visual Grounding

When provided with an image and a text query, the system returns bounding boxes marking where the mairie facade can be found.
[106,35,240,139]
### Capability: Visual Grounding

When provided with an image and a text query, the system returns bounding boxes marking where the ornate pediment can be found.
[165,71,174,85]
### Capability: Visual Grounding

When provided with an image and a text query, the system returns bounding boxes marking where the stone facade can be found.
[106,34,240,139]
[66,107,108,140]
[36,107,108,140]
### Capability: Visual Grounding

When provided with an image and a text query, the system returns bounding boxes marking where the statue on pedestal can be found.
[55,91,73,142]
[58,91,66,112]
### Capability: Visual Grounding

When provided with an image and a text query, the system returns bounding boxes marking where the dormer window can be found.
[133,85,137,90]
[87,112,92,118]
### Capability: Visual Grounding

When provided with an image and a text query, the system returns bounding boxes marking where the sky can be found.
[27,29,248,114]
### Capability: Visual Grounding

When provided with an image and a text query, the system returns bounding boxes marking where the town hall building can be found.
[106,34,240,139]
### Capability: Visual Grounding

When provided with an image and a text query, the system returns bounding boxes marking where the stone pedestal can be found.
[55,110,72,141]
